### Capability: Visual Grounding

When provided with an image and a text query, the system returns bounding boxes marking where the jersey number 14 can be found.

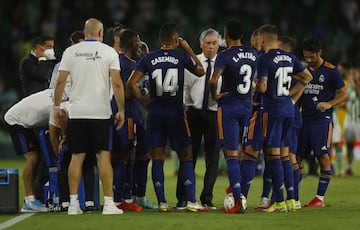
[152,68,179,96]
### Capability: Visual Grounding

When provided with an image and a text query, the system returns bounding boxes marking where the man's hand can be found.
[54,108,66,128]
[114,111,125,130]
[178,37,190,50]
[316,101,332,112]
[213,92,229,101]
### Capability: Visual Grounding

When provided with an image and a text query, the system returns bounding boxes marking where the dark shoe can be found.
[84,206,96,212]
[202,201,217,210]
[174,201,187,210]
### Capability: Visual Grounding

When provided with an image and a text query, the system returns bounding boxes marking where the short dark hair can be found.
[70,31,84,45]
[302,36,322,52]
[278,35,296,52]
[120,30,138,50]
[258,24,278,36]
[225,19,243,40]
[108,22,128,37]
[159,23,178,42]
[33,35,54,46]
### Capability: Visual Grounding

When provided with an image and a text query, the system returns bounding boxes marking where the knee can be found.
[178,148,193,161]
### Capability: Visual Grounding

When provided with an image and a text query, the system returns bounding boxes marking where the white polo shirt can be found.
[4,89,52,128]
[59,40,120,119]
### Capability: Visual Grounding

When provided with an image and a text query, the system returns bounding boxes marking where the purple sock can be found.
[134,159,149,197]
[226,159,241,201]
[152,160,166,203]
[269,159,284,202]
[282,160,295,200]
[179,160,196,203]
[240,160,256,198]
[261,162,272,198]
[113,163,126,203]
[293,168,300,200]
[317,170,332,196]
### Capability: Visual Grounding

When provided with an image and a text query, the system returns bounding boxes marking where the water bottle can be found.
[52,193,60,212]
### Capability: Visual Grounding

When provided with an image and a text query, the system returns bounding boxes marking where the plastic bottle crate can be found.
[0,169,19,213]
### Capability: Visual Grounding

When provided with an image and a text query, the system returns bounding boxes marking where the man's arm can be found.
[110,69,125,130]
[179,38,205,76]
[128,70,149,108]
[290,68,313,103]
[317,86,348,111]
[209,68,227,101]
[256,76,268,94]
[53,70,68,127]
[20,58,53,81]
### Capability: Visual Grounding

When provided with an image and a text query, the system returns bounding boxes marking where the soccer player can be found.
[297,35,348,207]
[240,28,265,202]
[54,18,125,215]
[256,25,312,213]
[111,29,154,212]
[209,19,258,214]
[128,23,206,212]
[277,35,303,210]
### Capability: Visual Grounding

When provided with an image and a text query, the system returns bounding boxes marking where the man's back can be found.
[215,46,257,108]
[258,49,305,118]
[59,40,120,119]
[136,49,197,113]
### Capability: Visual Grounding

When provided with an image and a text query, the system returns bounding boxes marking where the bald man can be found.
[54,18,125,215]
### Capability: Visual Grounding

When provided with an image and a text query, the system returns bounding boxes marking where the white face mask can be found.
[44,48,56,60]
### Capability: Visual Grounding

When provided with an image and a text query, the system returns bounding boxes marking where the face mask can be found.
[44,48,56,60]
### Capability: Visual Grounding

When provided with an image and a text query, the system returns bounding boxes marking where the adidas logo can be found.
[233,183,241,188]
[321,146,328,151]
[319,179,328,184]
[246,180,253,185]
[154,181,162,187]
[184,179,193,186]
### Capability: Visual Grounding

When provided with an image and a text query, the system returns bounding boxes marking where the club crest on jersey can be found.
[319,74,325,82]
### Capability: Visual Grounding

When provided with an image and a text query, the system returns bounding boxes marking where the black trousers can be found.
[176,108,220,204]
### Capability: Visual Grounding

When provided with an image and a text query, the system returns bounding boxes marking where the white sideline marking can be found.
[0,213,35,230]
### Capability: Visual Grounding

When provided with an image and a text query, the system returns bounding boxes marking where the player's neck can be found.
[161,43,175,50]
[85,36,101,41]
[227,40,242,49]
[264,42,278,53]
[310,58,324,71]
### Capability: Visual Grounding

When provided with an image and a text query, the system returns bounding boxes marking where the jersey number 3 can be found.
[237,64,252,94]
[152,68,179,96]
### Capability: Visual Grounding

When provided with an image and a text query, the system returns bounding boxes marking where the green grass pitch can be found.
[1,158,360,230]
